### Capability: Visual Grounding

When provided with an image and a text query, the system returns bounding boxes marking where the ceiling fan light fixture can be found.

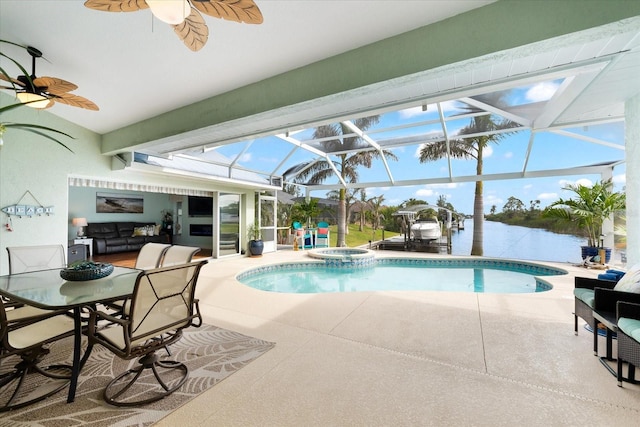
[146,0,191,25]
[16,92,50,109]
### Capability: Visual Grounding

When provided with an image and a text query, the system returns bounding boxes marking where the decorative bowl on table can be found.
[60,261,114,281]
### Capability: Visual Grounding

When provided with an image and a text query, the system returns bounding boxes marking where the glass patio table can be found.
[0,266,142,403]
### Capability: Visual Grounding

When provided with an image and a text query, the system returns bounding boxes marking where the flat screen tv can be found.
[188,196,213,217]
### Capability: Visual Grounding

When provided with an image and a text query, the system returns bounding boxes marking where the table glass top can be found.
[0,266,141,309]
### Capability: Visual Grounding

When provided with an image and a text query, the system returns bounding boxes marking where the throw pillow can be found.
[146,224,155,236]
[132,227,147,237]
[614,263,640,293]
[154,224,161,235]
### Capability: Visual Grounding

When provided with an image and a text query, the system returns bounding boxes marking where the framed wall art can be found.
[96,192,144,214]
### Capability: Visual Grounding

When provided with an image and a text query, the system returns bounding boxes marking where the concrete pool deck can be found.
[157,249,639,426]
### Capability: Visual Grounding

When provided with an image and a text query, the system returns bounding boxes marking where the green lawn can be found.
[328,224,399,247]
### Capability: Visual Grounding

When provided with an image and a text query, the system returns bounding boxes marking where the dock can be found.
[374,234,451,254]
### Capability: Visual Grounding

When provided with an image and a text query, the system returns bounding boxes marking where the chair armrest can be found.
[575,276,617,290]
[617,301,640,322]
[594,288,640,313]
[87,308,129,333]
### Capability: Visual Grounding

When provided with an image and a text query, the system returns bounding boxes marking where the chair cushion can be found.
[618,317,640,342]
[614,263,640,293]
[574,288,595,307]
[317,227,329,235]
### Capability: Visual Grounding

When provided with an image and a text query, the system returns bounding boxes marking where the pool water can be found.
[238,259,565,294]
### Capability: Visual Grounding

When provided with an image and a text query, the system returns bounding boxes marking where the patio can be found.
[150,250,639,426]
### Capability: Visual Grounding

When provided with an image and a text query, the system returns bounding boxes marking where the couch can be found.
[86,222,167,255]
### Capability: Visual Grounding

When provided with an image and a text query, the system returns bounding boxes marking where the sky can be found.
[212,80,627,216]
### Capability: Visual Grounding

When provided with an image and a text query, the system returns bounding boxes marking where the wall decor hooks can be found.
[1,190,54,218]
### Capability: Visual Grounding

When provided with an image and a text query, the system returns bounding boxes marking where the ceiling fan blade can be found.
[34,77,78,94]
[0,73,25,87]
[53,92,100,111]
[83,0,148,12]
[174,8,209,52]
[192,0,263,24]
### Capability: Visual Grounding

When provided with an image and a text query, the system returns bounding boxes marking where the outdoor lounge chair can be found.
[574,276,617,352]
[315,222,330,248]
[84,260,207,406]
[616,301,640,386]
[574,264,640,355]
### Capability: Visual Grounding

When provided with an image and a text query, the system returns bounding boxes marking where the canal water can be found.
[449,220,587,264]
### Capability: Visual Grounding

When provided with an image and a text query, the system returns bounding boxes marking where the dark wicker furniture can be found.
[574,276,617,353]
[616,301,640,386]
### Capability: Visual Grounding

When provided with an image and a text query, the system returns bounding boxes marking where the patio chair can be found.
[160,245,201,267]
[616,301,640,387]
[7,244,66,273]
[84,260,207,406]
[134,242,171,270]
[315,222,330,248]
[580,263,640,357]
[5,245,66,313]
[0,300,75,411]
[574,276,617,352]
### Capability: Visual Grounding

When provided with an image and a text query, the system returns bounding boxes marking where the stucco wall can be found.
[0,94,258,273]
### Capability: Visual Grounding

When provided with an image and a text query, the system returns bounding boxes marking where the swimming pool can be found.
[237,258,566,294]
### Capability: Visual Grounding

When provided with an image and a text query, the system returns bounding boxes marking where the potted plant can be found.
[247,220,263,257]
[543,179,626,263]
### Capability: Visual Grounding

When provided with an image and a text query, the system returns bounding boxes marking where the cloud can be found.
[416,188,434,197]
[525,81,560,102]
[483,145,493,158]
[485,194,503,207]
[399,106,426,119]
[537,192,558,200]
[558,178,593,188]
[504,151,513,159]
[613,173,626,185]
[523,184,533,190]
[240,153,252,162]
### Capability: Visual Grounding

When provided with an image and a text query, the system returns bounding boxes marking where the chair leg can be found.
[593,320,599,356]
[574,313,578,335]
[0,349,72,412]
[618,358,624,387]
[103,352,188,407]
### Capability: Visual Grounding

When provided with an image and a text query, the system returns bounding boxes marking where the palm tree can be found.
[294,116,397,246]
[543,179,626,248]
[355,189,371,232]
[326,187,358,235]
[418,106,519,255]
[370,195,385,233]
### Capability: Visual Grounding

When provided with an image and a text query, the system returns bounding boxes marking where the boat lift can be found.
[385,204,460,252]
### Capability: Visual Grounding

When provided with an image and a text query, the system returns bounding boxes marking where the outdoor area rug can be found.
[0,324,274,426]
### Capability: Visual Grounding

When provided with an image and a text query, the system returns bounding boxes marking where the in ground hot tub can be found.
[307,248,376,267]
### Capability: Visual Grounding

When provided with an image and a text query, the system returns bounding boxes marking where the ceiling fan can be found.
[84,0,263,52]
[0,46,99,111]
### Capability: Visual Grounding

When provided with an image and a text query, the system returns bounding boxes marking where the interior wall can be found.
[67,186,172,241]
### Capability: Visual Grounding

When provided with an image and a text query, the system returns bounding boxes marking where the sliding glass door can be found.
[219,193,240,256]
